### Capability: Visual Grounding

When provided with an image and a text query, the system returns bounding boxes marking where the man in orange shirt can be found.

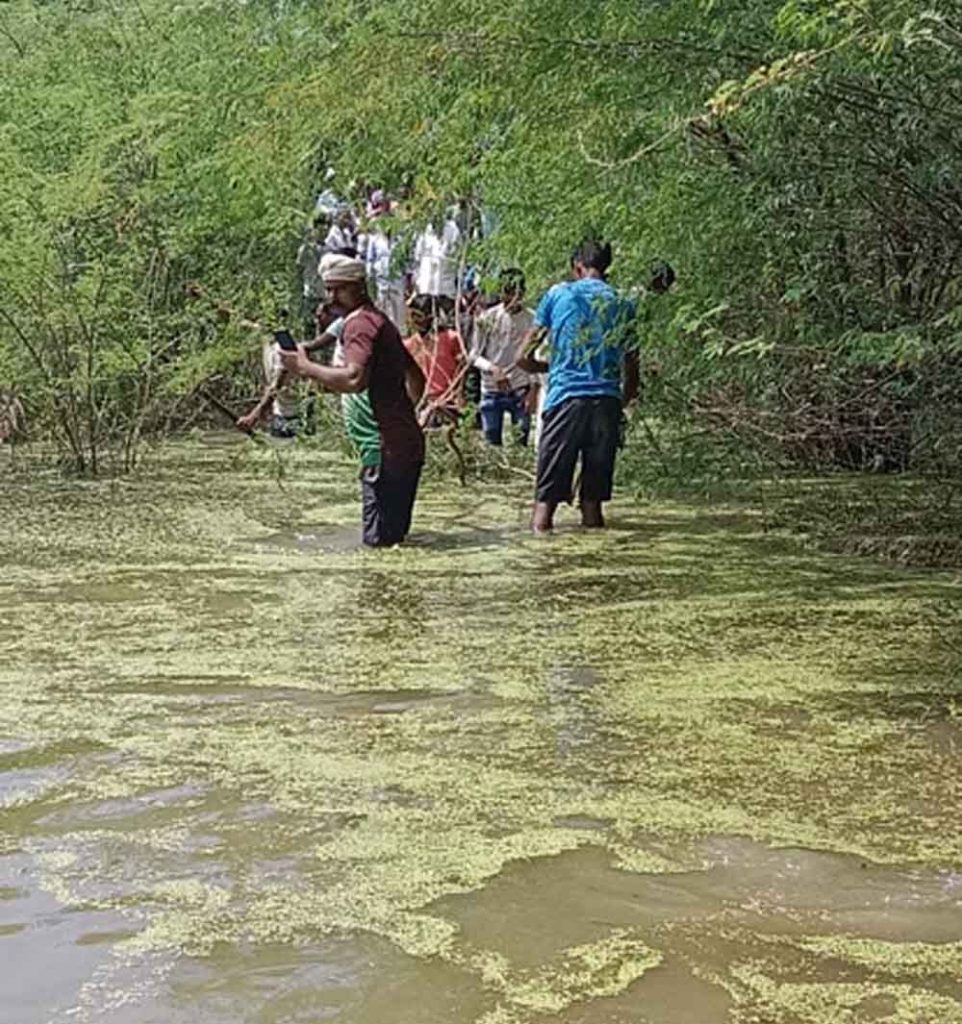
[403,294,467,427]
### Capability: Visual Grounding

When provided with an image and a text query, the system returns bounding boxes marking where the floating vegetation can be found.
[1,438,961,1021]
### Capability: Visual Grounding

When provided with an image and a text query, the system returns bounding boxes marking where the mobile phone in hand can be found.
[273,329,298,352]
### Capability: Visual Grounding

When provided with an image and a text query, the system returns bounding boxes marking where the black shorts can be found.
[360,461,422,547]
[536,395,622,505]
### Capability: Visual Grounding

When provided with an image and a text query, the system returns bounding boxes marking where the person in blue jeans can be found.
[470,268,536,446]
[518,240,639,533]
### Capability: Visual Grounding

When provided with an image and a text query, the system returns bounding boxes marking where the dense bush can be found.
[0,1,315,469]
[1,0,961,478]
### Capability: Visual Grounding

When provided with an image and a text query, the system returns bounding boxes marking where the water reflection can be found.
[546,664,602,764]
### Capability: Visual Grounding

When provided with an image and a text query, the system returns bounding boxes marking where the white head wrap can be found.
[320,253,366,284]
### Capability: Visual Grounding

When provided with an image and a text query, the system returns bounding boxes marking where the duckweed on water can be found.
[462,931,662,1018]
[798,935,962,977]
[1,438,961,1022]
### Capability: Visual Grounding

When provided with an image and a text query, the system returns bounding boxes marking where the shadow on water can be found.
[405,524,519,552]
[249,523,517,555]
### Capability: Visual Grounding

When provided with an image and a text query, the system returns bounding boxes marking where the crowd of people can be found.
[240,177,675,546]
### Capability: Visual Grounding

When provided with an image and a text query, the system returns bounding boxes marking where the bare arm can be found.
[278,347,368,393]
[466,315,485,367]
[188,286,281,432]
[302,329,339,355]
[237,350,287,430]
[237,383,276,430]
[404,349,426,406]
[517,326,549,374]
[469,319,505,380]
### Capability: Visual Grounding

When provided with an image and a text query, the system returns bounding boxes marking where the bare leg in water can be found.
[532,500,556,534]
[532,498,605,532]
[580,499,605,528]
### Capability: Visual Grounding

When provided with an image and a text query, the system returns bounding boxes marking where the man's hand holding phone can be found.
[276,330,311,378]
[273,329,298,352]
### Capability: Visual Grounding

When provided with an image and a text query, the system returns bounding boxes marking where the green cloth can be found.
[342,391,381,467]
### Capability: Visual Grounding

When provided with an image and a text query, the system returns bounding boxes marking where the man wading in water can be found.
[279,254,426,547]
[519,239,639,534]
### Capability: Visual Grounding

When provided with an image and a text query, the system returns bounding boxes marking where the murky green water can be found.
[1,437,961,1023]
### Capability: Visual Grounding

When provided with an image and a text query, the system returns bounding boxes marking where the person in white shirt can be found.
[470,268,536,446]
[235,305,346,438]
[412,213,461,298]
[314,166,342,219]
[325,207,358,255]
[360,193,407,330]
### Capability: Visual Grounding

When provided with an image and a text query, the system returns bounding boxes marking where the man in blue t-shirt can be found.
[519,239,639,533]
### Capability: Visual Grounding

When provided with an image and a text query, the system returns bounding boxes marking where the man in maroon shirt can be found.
[280,254,426,547]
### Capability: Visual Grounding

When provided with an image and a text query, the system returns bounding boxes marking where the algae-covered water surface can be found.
[1,437,961,1023]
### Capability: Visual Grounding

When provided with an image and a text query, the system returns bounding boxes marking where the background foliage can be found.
[1,0,961,481]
